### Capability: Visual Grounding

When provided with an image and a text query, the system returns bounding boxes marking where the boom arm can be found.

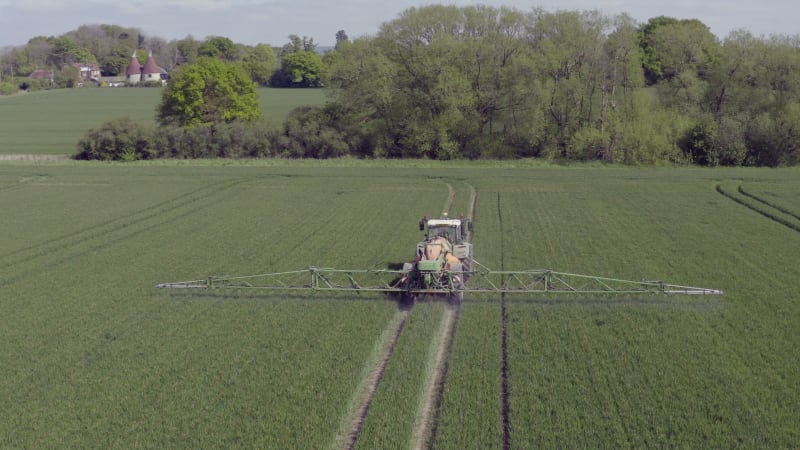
[157,264,722,296]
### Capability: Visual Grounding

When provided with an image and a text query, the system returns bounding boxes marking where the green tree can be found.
[639,16,680,84]
[48,36,96,66]
[55,65,80,88]
[335,30,349,50]
[271,50,326,87]
[242,43,277,86]
[198,36,239,61]
[100,45,133,76]
[281,34,316,55]
[157,57,261,127]
[174,36,200,65]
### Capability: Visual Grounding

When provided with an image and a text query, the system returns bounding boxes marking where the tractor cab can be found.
[419,214,472,245]
[416,214,474,265]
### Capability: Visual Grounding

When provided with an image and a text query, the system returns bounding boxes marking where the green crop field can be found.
[0,88,326,155]
[0,160,798,447]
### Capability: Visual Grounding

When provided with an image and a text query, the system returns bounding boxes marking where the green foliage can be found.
[679,116,718,165]
[3,12,800,164]
[242,44,277,86]
[55,65,80,88]
[100,45,134,76]
[568,127,611,160]
[198,36,240,61]
[270,50,327,87]
[157,57,261,127]
[152,121,281,158]
[745,108,800,166]
[280,34,317,55]
[75,117,152,161]
[0,81,18,95]
[75,117,284,160]
[174,37,200,65]
[49,36,96,66]
[279,105,354,157]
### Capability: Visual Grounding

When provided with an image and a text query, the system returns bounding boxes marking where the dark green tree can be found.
[99,45,133,76]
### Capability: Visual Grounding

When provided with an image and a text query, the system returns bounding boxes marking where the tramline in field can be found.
[157,214,723,299]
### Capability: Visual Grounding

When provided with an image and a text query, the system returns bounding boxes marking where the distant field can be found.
[0,88,327,155]
[0,161,798,447]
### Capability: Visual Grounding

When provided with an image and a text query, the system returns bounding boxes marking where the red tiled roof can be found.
[30,69,52,80]
[126,53,141,76]
[142,51,159,75]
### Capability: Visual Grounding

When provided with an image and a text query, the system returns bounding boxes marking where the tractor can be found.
[400,214,473,303]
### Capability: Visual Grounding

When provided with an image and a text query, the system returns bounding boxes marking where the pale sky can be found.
[0,0,796,48]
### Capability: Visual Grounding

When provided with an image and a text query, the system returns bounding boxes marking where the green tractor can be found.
[400,214,474,303]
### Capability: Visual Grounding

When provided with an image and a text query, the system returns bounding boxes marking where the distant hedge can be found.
[74,103,372,161]
[75,117,284,160]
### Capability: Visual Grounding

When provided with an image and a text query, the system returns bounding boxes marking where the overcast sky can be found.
[0,0,796,48]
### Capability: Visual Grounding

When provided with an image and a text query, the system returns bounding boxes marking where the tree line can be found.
[0,24,327,89]
[8,6,800,165]
[317,6,799,165]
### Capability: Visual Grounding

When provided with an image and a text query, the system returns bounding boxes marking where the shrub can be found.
[0,81,18,95]
[151,120,281,158]
[75,117,153,161]
[279,106,357,158]
[568,127,611,160]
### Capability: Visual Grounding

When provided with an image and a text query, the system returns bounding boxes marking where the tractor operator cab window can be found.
[428,225,458,244]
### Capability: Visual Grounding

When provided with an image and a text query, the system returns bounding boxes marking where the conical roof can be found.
[142,51,159,75]
[126,52,141,76]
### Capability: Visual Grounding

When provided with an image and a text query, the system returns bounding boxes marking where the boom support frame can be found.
[157,264,722,296]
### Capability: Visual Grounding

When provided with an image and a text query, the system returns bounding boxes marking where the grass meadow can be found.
[0,88,326,155]
[0,160,798,447]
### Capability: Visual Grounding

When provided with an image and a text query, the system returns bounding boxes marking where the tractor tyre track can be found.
[413,304,459,450]
[716,184,800,233]
[0,180,245,288]
[342,179,457,449]
[0,179,243,269]
[343,311,409,450]
[497,192,511,450]
[737,185,800,222]
[413,182,477,449]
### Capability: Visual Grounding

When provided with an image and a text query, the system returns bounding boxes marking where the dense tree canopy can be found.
[318,5,800,165]
[157,57,261,127]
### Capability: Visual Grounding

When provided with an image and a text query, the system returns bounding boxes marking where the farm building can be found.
[72,63,101,82]
[126,51,167,84]
[29,69,53,83]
